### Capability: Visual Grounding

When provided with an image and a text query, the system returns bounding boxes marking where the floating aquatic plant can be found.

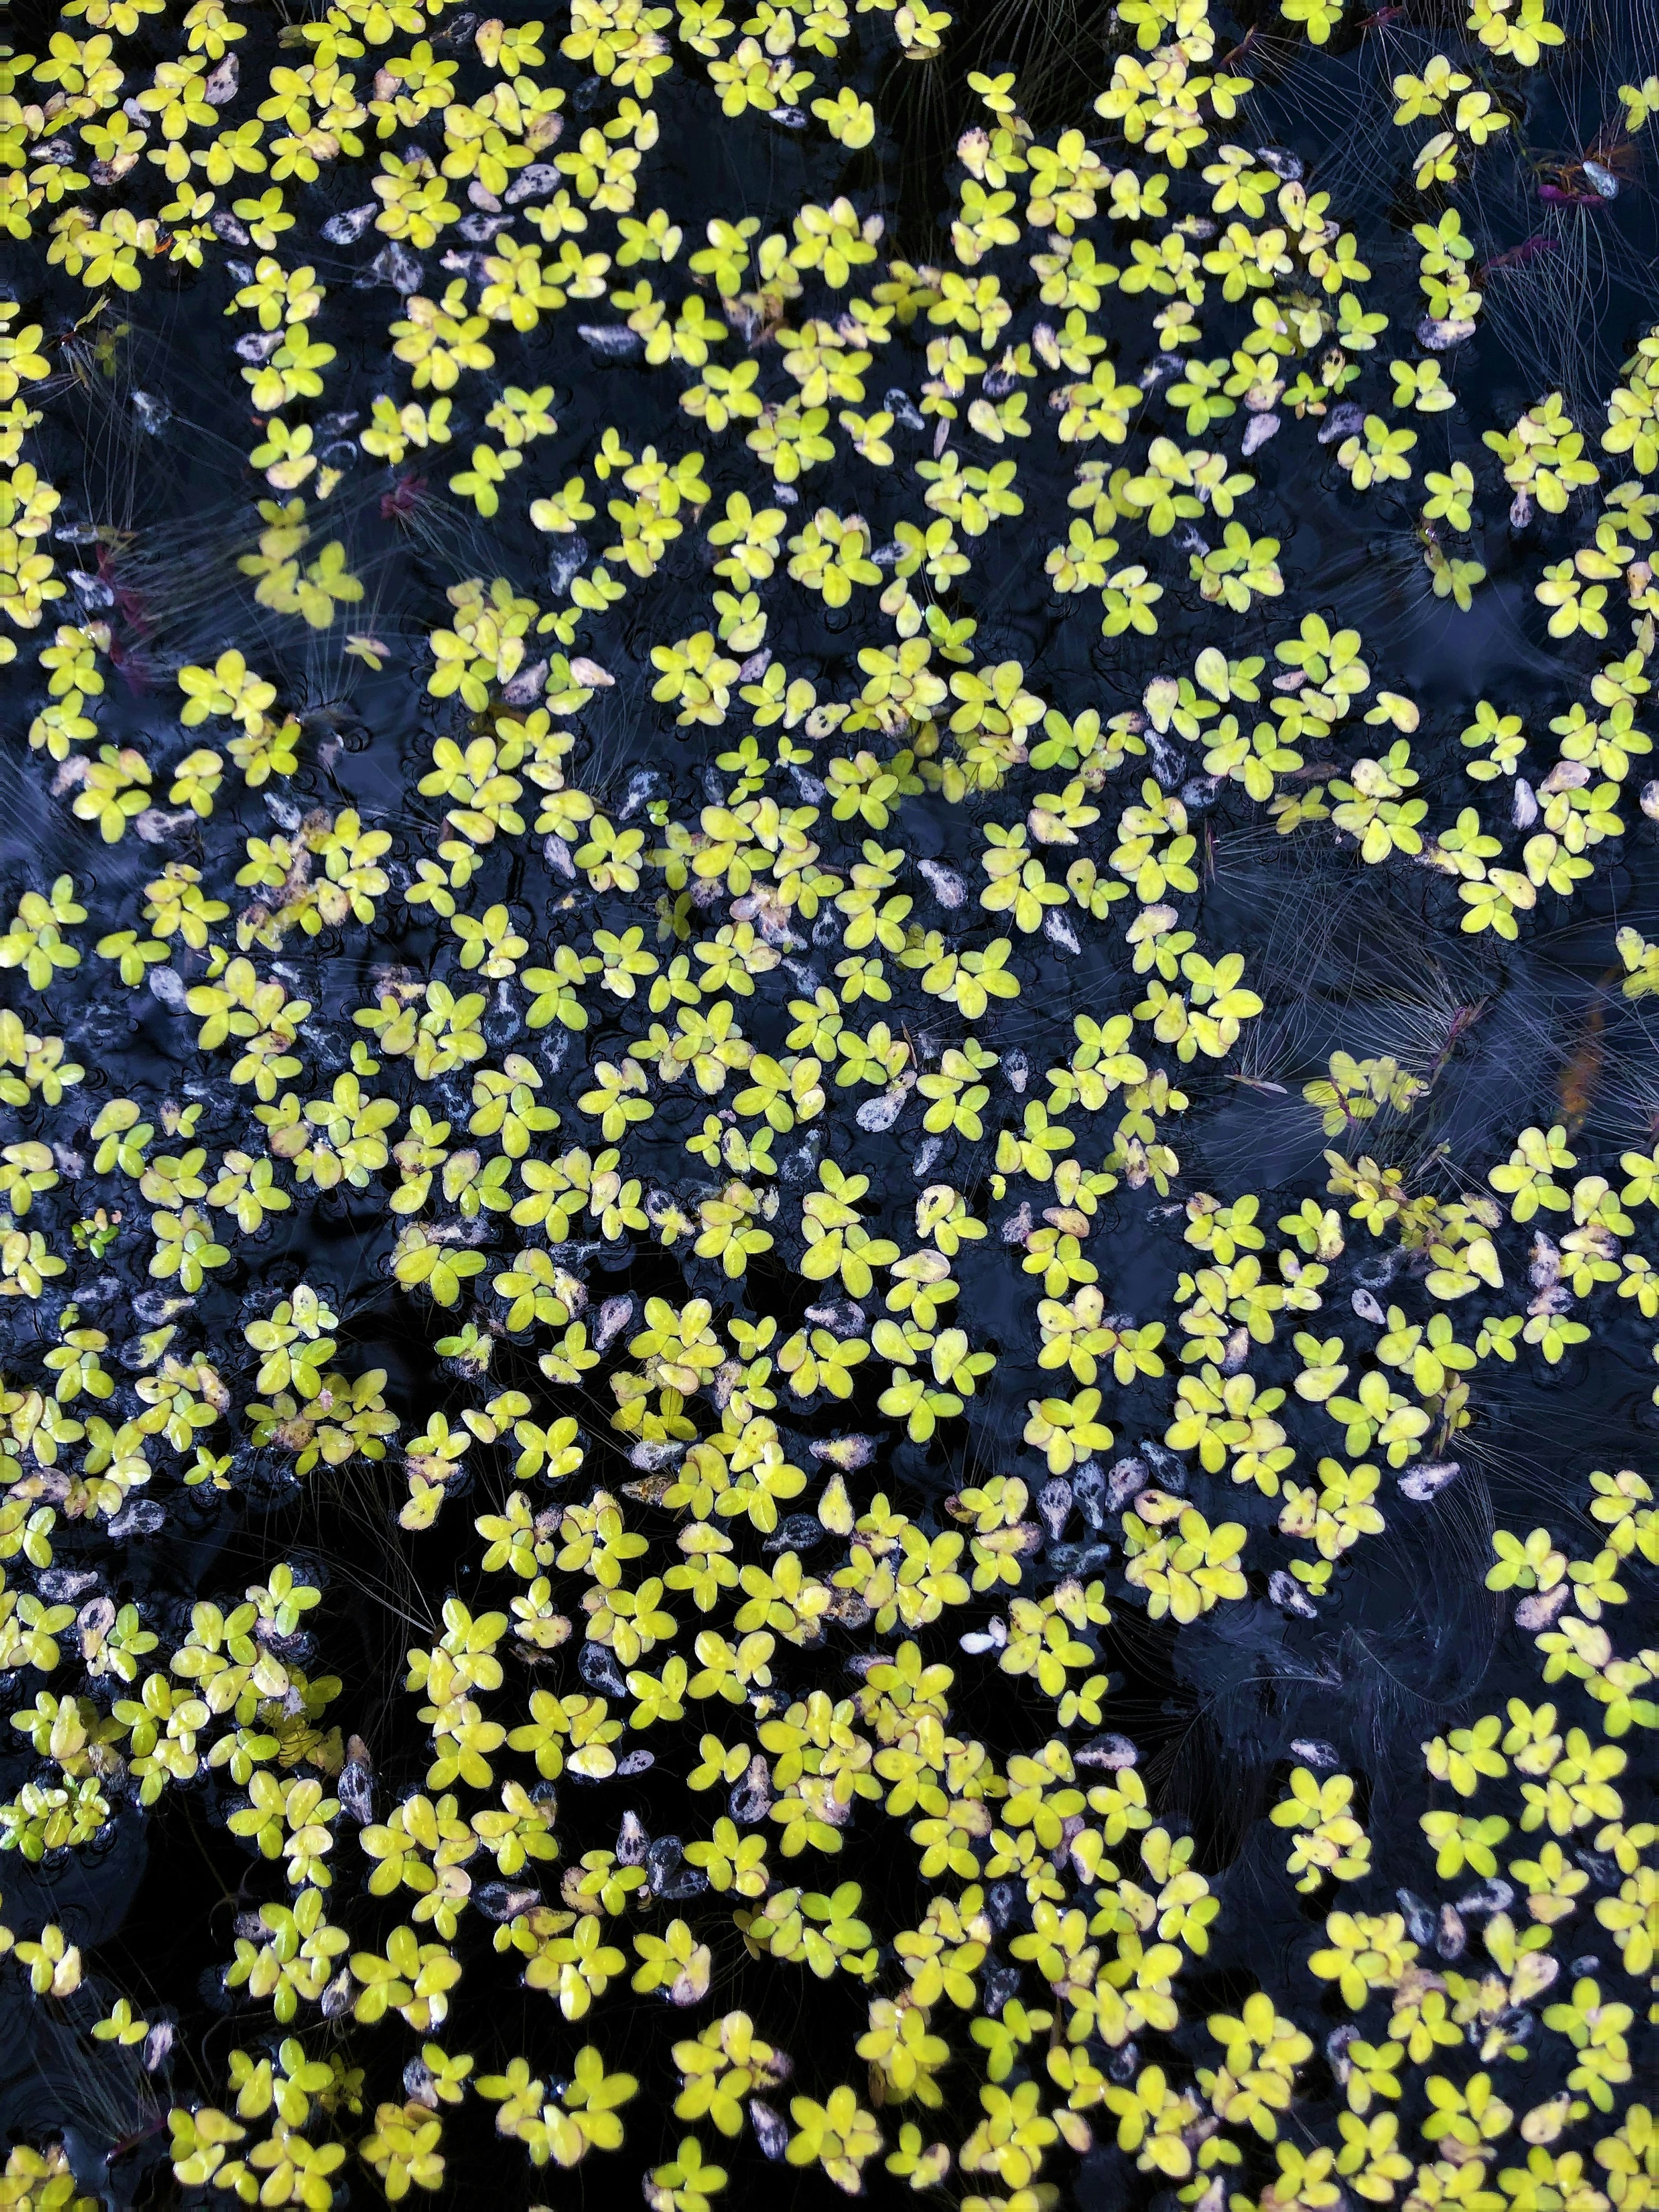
[0,0,1653,2205]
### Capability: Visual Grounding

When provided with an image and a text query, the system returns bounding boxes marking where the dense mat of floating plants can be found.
[0,0,1653,2204]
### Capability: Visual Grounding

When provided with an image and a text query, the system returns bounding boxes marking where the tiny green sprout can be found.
[416,2044,474,2105]
[1488,1527,1569,1593]
[1309,1908,1420,2010]
[1421,1808,1510,1878]
[885,2120,953,2187]
[358,2102,442,2198]
[1290,1555,1337,1596]
[70,745,153,843]
[1507,1839,1590,1923]
[449,442,523,519]
[786,2084,884,2193]
[92,1995,149,2044]
[1459,699,1526,782]
[1281,0,1345,42]
[1279,1200,1345,1259]
[967,67,1019,115]
[1337,415,1417,490]
[1585,1467,1657,1557]
[1539,1981,1636,2112]
[1424,463,1478,535]
[394,1228,487,1307]
[434,1320,494,1375]
[1023,1389,1114,1475]
[178,650,276,732]
[1536,557,1611,641]
[186,1446,236,1491]
[646,2136,727,2212]
[249,417,316,492]
[0,876,85,989]
[1425,540,1487,612]
[1303,1053,1425,1138]
[11,1919,83,2009]
[1192,524,1284,611]
[71,1208,122,1257]
[95,930,169,987]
